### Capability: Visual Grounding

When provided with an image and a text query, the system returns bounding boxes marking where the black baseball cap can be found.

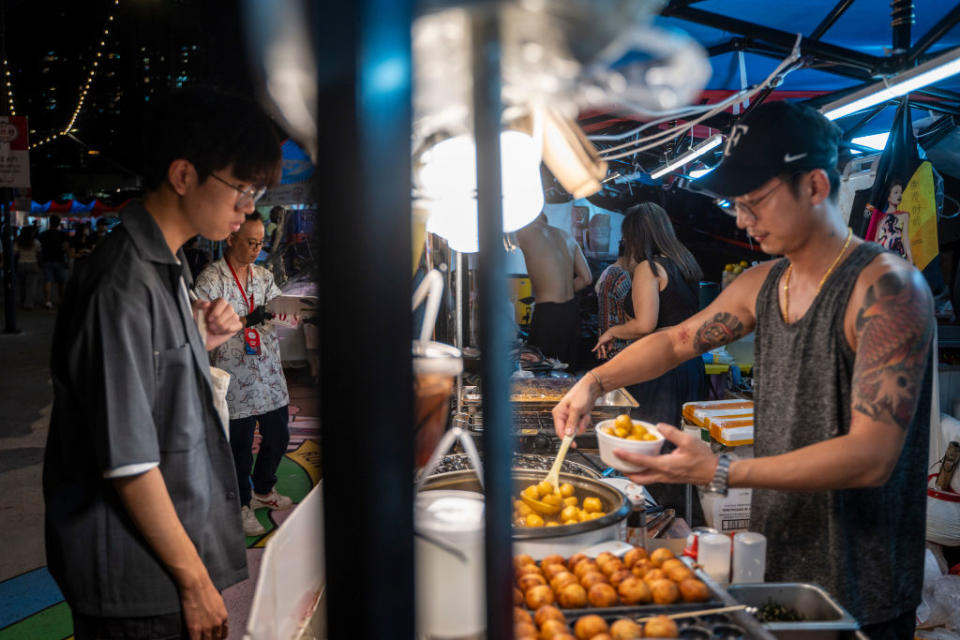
[698,101,842,198]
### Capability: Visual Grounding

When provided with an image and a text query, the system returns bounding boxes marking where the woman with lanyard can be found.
[195,211,294,537]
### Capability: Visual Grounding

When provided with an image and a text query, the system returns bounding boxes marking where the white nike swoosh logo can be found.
[784,152,808,163]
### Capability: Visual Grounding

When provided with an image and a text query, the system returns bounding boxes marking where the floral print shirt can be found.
[595,263,634,359]
[195,258,289,419]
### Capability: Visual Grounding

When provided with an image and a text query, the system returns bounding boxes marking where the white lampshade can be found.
[419,131,545,253]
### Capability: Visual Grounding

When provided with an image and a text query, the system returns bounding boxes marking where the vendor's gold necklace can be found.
[782,227,852,323]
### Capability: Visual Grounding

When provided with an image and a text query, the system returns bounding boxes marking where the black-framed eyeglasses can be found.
[209,173,267,211]
[242,239,265,249]
[715,179,787,221]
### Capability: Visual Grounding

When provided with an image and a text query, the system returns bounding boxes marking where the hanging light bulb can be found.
[419,129,545,253]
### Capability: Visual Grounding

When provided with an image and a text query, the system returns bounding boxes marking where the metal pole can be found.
[313,0,414,637]
[471,6,513,640]
[891,0,914,54]
[2,189,18,334]
[456,249,464,414]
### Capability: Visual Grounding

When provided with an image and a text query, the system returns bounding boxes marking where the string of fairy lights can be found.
[29,0,120,150]
[3,58,15,116]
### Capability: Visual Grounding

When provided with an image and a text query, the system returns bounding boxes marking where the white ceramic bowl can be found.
[595,418,665,473]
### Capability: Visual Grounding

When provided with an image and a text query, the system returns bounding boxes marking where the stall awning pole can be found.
[315,0,415,637]
[471,6,514,639]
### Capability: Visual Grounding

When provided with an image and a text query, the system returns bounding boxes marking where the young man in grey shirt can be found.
[44,87,281,640]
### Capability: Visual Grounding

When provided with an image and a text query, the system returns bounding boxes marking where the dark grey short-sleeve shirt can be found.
[43,201,247,617]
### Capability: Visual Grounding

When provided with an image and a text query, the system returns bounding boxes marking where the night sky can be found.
[6,0,259,201]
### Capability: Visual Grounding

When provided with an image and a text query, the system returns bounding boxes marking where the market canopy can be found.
[25,198,128,214]
[573,0,960,204]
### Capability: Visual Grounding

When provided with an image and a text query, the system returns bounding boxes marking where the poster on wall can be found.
[862,100,945,298]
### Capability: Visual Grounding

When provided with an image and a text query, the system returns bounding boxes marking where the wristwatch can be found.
[703,453,731,497]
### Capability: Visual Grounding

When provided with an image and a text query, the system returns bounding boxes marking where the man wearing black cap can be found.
[553,101,933,638]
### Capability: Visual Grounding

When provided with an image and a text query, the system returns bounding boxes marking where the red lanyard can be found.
[226,260,254,313]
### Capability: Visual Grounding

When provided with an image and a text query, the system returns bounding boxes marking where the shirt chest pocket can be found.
[153,344,204,452]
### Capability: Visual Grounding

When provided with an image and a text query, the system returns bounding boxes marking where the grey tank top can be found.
[753,242,930,625]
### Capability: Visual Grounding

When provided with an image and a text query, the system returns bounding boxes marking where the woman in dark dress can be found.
[594,202,706,424]
[594,202,708,522]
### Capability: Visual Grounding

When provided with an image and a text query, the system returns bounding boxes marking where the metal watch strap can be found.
[704,453,731,497]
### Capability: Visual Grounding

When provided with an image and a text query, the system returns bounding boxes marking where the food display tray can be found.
[582,608,755,640]
[528,598,728,621]
[519,558,776,639]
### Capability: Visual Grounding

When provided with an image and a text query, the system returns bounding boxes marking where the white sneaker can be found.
[250,487,293,511]
[241,505,266,536]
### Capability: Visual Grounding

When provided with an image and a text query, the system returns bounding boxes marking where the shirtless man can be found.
[516,212,592,366]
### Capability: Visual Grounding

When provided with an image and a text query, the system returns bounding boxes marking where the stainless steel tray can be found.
[461,383,638,410]
[726,583,860,639]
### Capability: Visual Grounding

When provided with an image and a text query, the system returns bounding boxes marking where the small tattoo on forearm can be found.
[852,271,934,430]
[693,312,746,353]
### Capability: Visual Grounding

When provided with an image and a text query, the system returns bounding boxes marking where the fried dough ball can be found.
[622,547,647,569]
[515,606,533,624]
[660,558,685,575]
[560,505,580,523]
[595,552,617,566]
[557,583,588,609]
[609,618,642,640]
[579,571,608,590]
[541,493,563,507]
[598,558,623,576]
[573,561,601,579]
[550,571,579,592]
[526,513,545,528]
[518,573,548,592]
[666,566,695,583]
[617,577,652,605]
[514,588,524,606]
[518,563,544,579]
[516,501,534,517]
[539,618,570,639]
[587,582,618,608]
[643,615,678,638]
[631,559,654,578]
[543,562,570,580]
[567,553,588,571]
[537,481,555,498]
[649,547,675,568]
[592,635,613,640]
[515,554,536,569]
[534,605,566,627]
[525,584,555,609]
[582,497,603,513]
[559,483,575,498]
[542,554,566,568]
[608,568,632,588]
[649,578,679,605]
[573,614,609,640]
[515,621,538,640]
[553,635,577,640]
[563,496,579,507]
[678,578,710,603]
[642,569,667,584]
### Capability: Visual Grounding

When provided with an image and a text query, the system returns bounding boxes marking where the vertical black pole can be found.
[2,189,18,334]
[891,0,913,53]
[314,0,414,638]
[472,7,514,640]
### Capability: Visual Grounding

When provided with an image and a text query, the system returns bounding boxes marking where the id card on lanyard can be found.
[228,261,261,356]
